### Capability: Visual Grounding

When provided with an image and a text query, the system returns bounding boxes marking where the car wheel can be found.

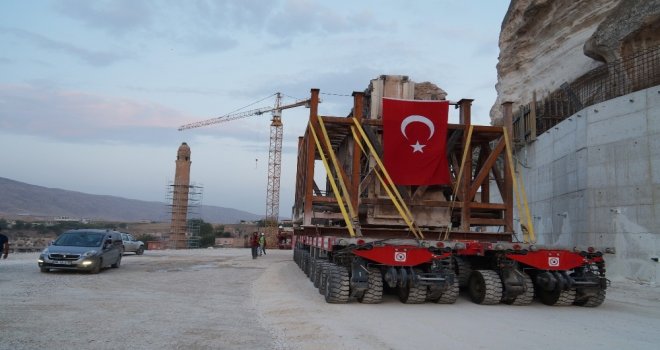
[136,246,144,255]
[40,267,50,273]
[90,259,101,274]
[111,254,121,268]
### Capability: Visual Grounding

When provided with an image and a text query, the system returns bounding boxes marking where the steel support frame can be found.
[293,89,516,240]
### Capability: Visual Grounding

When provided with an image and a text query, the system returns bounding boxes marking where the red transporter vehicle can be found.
[291,76,607,306]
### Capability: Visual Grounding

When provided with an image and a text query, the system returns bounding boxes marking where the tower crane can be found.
[178,93,311,236]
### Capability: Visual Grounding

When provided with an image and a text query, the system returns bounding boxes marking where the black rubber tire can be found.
[398,270,427,304]
[308,257,317,282]
[319,264,333,295]
[90,259,101,274]
[301,252,309,274]
[136,246,144,255]
[303,253,312,277]
[325,266,350,303]
[502,272,534,305]
[454,256,472,288]
[111,255,121,268]
[313,261,326,289]
[40,267,49,273]
[398,284,427,304]
[468,270,503,305]
[358,267,383,304]
[538,288,576,306]
[574,289,606,307]
[432,278,460,304]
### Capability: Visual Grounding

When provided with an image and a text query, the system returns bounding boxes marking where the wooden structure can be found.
[292,82,520,242]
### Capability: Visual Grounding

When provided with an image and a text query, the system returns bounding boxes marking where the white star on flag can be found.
[410,141,426,153]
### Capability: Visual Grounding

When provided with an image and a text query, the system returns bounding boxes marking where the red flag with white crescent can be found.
[382,98,450,185]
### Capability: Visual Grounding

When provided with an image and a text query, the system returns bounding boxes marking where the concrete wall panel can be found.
[587,112,647,145]
[586,89,647,124]
[519,85,660,282]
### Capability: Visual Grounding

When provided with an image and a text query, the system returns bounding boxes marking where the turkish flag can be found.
[382,98,450,185]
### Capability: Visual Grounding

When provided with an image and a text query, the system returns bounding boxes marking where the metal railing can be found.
[513,46,660,145]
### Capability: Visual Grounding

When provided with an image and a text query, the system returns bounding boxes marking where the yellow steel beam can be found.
[350,119,424,240]
[309,122,356,237]
[316,115,358,222]
[444,125,474,240]
[503,127,535,243]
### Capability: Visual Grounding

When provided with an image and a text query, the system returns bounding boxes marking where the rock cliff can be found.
[491,0,660,123]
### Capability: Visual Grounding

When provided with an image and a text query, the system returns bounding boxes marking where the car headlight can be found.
[82,250,98,257]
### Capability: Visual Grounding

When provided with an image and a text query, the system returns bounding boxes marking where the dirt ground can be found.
[1,248,659,350]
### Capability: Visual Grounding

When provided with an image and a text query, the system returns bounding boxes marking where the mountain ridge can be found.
[0,177,261,224]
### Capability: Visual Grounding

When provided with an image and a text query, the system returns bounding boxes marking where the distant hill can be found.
[0,177,261,224]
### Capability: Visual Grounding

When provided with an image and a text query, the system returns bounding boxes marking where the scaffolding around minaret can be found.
[167,142,203,249]
[166,181,203,249]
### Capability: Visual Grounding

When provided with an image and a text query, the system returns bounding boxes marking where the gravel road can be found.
[1,248,659,350]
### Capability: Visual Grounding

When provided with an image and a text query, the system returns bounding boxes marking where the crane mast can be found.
[179,92,311,238]
[266,93,283,234]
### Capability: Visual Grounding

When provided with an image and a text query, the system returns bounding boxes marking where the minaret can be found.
[170,142,191,249]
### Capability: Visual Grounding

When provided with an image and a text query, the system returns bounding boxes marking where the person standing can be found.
[259,232,267,256]
[250,232,259,259]
[0,227,9,260]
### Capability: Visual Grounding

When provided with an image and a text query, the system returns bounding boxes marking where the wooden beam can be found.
[351,92,364,214]
[459,99,473,231]
[468,138,505,200]
[303,89,320,225]
[502,102,514,232]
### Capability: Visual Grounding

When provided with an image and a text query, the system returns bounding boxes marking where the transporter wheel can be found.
[574,289,606,307]
[468,270,503,305]
[538,288,576,306]
[358,267,383,304]
[454,256,472,288]
[308,257,317,282]
[319,263,334,295]
[313,261,327,289]
[301,252,310,274]
[502,272,534,305]
[325,266,350,303]
[429,278,459,304]
[305,254,314,277]
[398,269,427,304]
[295,249,300,266]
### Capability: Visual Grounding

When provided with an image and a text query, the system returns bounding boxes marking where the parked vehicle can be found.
[121,232,145,255]
[38,229,123,274]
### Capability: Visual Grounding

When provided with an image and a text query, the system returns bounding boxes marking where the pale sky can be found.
[0,0,510,218]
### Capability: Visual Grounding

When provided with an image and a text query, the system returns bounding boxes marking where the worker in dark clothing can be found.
[0,227,9,260]
[259,232,266,256]
[250,232,259,259]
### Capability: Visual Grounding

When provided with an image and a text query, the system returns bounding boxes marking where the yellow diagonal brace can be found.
[444,125,474,240]
[518,172,535,243]
[350,120,415,222]
[316,115,357,220]
[350,120,424,240]
[350,126,422,239]
[502,127,535,243]
[309,122,356,237]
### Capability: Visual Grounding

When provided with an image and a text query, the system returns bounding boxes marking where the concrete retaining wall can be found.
[517,85,660,283]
